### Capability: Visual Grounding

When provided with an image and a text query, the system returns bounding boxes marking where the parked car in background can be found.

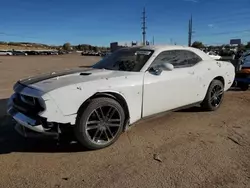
[82,51,106,56]
[100,52,111,57]
[7,45,235,150]
[0,50,13,56]
[58,51,66,55]
[207,51,221,60]
[12,51,28,56]
[50,51,59,55]
[234,52,250,90]
[25,51,40,55]
[242,50,250,57]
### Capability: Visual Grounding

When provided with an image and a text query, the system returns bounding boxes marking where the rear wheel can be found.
[201,80,224,111]
[75,97,125,150]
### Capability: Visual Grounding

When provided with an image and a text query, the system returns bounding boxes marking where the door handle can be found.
[189,71,195,75]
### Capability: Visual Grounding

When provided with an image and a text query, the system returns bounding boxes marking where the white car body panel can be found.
[143,66,203,116]
[8,45,235,131]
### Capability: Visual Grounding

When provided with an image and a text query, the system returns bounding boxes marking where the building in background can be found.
[110,41,151,52]
[110,41,140,52]
[230,39,241,47]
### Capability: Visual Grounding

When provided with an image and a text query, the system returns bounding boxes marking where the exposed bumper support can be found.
[11,110,44,132]
[15,123,58,138]
[7,96,59,138]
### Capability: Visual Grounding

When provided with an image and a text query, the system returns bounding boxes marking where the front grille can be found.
[20,94,36,106]
[13,93,44,117]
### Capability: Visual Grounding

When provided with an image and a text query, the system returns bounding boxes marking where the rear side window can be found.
[151,50,202,68]
[182,50,202,67]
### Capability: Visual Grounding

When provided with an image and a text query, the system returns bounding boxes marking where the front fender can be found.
[43,83,143,125]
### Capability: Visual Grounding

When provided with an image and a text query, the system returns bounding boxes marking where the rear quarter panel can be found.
[197,60,235,100]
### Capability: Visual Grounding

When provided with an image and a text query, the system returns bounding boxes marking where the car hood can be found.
[19,67,139,93]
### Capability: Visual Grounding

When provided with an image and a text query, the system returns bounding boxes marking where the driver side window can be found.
[150,50,178,68]
[151,50,202,68]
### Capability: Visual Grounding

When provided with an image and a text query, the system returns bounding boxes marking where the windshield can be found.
[92,47,154,72]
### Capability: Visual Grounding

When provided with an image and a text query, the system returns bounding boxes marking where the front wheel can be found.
[201,80,224,111]
[75,97,125,150]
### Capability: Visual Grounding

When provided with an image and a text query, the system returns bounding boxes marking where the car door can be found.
[142,50,203,117]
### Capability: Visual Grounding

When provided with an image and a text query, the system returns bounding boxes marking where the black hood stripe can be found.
[19,68,92,86]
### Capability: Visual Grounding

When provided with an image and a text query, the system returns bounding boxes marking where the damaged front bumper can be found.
[7,95,59,139]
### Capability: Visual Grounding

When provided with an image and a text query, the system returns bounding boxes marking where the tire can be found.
[201,79,224,111]
[75,97,125,150]
[238,82,249,91]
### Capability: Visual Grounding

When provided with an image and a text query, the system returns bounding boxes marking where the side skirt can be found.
[124,101,202,131]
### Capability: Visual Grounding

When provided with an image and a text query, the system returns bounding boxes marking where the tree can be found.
[245,42,250,49]
[76,44,82,51]
[87,45,91,51]
[0,41,7,45]
[224,44,230,49]
[81,45,87,51]
[191,41,204,49]
[93,46,99,52]
[63,42,71,51]
[238,44,245,51]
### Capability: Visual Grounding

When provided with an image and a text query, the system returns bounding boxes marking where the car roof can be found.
[117,45,212,61]
[139,45,212,60]
[140,45,187,51]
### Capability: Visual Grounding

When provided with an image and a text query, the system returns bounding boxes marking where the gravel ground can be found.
[0,54,249,188]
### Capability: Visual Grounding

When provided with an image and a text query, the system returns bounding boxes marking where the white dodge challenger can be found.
[7,45,235,149]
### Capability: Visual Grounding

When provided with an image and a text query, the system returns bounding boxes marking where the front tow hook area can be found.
[15,123,59,139]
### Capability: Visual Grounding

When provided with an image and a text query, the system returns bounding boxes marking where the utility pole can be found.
[152,36,154,45]
[142,7,147,46]
[188,15,193,47]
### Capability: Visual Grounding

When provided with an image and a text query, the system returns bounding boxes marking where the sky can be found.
[0,0,250,46]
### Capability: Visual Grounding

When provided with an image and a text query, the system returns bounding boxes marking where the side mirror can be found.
[148,63,174,76]
[161,62,174,71]
[149,66,162,75]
